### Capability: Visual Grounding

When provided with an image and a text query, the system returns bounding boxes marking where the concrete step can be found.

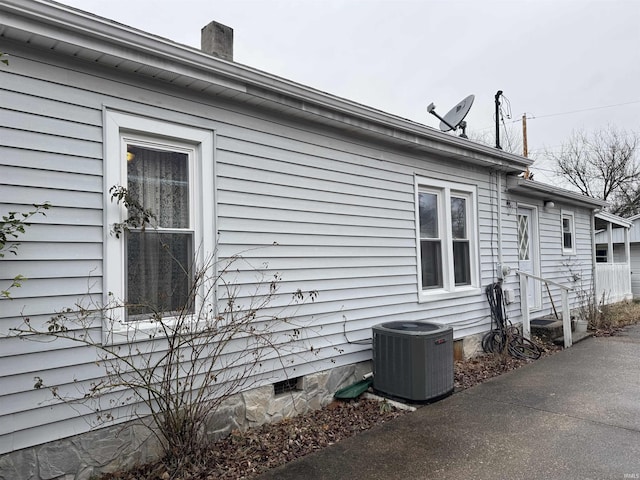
[531,318,564,341]
[532,317,593,346]
[554,330,594,345]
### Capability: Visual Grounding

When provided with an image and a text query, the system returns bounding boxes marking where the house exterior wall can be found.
[630,244,640,298]
[0,16,604,476]
[630,218,640,243]
[0,40,512,458]
[500,194,595,319]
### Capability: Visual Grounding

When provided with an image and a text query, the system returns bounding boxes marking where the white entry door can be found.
[517,206,541,310]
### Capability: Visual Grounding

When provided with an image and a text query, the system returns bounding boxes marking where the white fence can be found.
[595,263,632,304]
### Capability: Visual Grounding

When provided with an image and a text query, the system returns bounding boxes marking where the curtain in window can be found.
[126,145,193,319]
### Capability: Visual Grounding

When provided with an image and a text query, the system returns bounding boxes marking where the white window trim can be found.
[103,109,215,343]
[415,176,480,302]
[561,210,576,255]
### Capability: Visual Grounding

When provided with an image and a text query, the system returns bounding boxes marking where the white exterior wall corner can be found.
[0,1,535,467]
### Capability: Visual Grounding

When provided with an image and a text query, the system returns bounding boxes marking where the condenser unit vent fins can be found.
[372,321,454,402]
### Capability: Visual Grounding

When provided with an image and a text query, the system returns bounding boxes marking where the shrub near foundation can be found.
[593,300,640,334]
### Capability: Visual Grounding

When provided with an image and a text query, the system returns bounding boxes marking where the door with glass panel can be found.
[517,206,541,310]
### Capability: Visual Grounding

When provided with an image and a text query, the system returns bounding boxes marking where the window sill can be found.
[562,249,576,256]
[102,313,195,345]
[417,286,482,303]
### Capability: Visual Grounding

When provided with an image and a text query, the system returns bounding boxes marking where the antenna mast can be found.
[495,90,503,149]
[522,113,528,157]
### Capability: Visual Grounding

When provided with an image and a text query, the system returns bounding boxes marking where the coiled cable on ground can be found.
[482,281,541,360]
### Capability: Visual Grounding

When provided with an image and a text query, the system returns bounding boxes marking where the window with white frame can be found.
[105,110,214,333]
[416,177,479,299]
[125,142,194,319]
[561,211,575,255]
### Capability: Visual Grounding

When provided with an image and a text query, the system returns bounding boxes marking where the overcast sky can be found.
[59,0,640,182]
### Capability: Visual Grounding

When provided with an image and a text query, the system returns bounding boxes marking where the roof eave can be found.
[595,211,632,228]
[1,0,532,172]
[506,176,608,209]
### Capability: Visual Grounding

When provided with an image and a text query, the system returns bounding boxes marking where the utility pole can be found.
[522,113,528,157]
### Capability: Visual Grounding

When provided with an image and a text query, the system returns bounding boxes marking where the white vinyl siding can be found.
[0,39,529,455]
[630,244,640,299]
[501,197,594,320]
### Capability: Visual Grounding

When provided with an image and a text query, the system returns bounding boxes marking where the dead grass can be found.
[591,300,640,335]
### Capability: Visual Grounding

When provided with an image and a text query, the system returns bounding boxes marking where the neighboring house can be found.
[0,1,612,477]
[595,212,635,300]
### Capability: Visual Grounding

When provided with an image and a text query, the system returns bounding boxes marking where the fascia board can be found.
[595,211,632,228]
[506,176,608,209]
[2,0,532,172]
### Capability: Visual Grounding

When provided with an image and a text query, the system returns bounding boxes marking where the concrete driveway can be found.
[258,325,640,480]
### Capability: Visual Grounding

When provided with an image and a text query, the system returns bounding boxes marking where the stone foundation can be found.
[462,332,484,359]
[0,361,371,480]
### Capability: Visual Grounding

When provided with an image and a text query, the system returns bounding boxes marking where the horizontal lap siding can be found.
[503,194,594,320]
[631,244,640,298]
[0,43,502,454]
[0,51,112,454]
[0,81,104,352]
[539,205,593,312]
[215,126,499,355]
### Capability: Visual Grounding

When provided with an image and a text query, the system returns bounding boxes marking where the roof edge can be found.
[1,0,533,171]
[506,176,608,209]
[595,211,632,228]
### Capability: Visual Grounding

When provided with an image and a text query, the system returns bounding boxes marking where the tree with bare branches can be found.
[467,123,524,156]
[549,126,640,216]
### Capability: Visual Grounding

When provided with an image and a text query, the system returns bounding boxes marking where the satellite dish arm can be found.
[427,104,457,131]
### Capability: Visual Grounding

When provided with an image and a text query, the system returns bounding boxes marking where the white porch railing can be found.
[516,270,574,348]
[595,263,632,304]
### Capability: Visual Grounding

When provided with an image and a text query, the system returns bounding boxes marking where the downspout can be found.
[497,171,504,276]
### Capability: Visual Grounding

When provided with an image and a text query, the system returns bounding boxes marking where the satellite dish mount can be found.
[427,94,475,139]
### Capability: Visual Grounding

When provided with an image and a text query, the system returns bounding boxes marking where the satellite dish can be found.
[427,94,475,138]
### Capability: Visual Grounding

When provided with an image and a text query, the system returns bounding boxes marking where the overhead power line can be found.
[525,99,640,120]
[474,99,640,132]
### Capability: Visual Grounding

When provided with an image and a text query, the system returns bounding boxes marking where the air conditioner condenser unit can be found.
[372,321,454,402]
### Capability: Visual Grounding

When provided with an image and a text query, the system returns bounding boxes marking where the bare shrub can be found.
[12,255,318,470]
[10,187,319,472]
[564,261,604,329]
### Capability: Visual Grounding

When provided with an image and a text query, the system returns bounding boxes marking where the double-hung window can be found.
[104,110,214,338]
[125,143,193,319]
[416,177,479,300]
[561,211,576,255]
